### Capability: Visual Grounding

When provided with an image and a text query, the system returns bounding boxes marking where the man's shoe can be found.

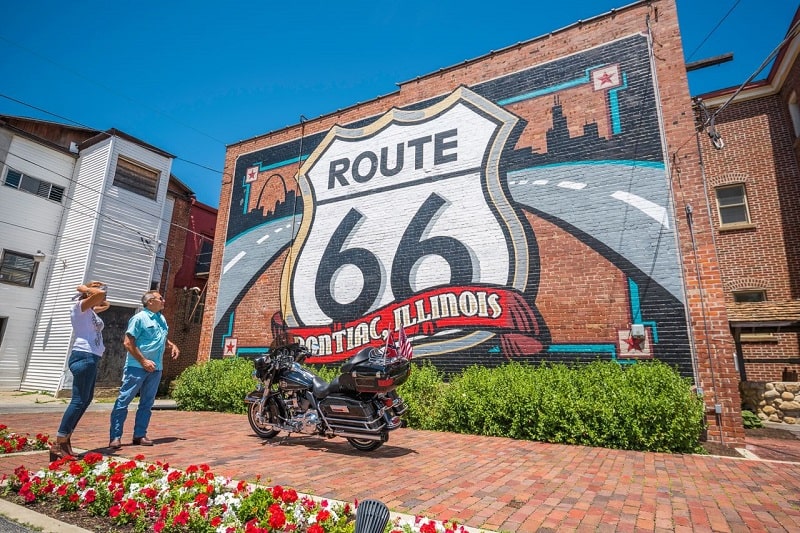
[132,436,154,446]
[108,438,122,450]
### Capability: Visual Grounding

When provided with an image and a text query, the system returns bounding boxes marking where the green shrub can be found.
[174,355,705,453]
[397,360,447,430]
[426,359,704,453]
[741,409,763,429]
[171,357,256,414]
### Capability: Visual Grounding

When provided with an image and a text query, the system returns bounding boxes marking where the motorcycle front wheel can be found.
[248,399,280,439]
[346,436,385,452]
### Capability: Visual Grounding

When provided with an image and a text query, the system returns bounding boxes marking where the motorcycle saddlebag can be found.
[318,396,384,431]
[339,356,411,393]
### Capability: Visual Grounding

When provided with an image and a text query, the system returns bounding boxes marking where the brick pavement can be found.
[2,409,800,532]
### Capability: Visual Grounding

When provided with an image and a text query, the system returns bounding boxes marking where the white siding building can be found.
[0,117,178,394]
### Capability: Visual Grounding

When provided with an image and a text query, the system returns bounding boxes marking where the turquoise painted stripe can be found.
[508,159,664,174]
[497,65,604,106]
[258,155,308,172]
[547,344,617,356]
[629,278,643,323]
[627,278,659,343]
[236,347,270,356]
[242,179,251,215]
[608,72,628,134]
[221,313,234,348]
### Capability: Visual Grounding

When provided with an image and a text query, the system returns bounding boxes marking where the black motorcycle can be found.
[244,341,411,451]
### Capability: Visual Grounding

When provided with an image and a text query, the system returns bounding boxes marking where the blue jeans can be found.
[57,350,101,437]
[109,366,162,440]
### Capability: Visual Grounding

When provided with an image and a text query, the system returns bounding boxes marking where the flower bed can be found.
[0,424,50,454]
[1,446,470,533]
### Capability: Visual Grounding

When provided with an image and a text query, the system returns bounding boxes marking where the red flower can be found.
[271,485,284,499]
[139,487,156,499]
[282,488,298,503]
[268,503,286,529]
[173,510,190,526]
[83,452,103,464]
[194,493,209,506]
[308,524,325,533]
[134,453,145,461]
[84,489,96,504]
[420,521,438,533]
[69,493,79,503]
[186,464,199,474]
[316,509,331,523]
[123,499,139,515]
[167,470,182,483]
[154,520,165,532]
[109,504,121,518]
[69,462,83,475]
[56,484,68,497]
[211,516,222,527]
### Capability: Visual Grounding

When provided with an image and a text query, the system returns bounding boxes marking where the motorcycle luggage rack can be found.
[368,346,404,366]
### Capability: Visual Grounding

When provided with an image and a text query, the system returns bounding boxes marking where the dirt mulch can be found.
[701,426,800,458]
[2,493,137,532]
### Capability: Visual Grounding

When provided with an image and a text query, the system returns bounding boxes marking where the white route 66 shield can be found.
[282,87,531,342]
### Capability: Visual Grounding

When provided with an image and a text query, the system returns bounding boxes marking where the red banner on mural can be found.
[285,285,539,363]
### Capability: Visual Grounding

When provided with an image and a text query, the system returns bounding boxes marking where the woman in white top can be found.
[51,281,109,460]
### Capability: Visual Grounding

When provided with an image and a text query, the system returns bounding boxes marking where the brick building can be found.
[157,194,217,389]
[0,115,214,396]
[199,0,744,444]
[695,8,800,383]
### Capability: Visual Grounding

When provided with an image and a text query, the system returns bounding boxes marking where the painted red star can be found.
[624,335,644,352]
[225,341,236,354]
[598,72,615,86]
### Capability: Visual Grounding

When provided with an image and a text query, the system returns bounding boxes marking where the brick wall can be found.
[699,88,800,383]
[158,189,207,389]
[200,0,744,444]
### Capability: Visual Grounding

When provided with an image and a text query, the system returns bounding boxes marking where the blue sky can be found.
[1,1,796,207]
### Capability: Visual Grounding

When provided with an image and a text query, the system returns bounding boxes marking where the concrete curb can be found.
[0,497,93,533]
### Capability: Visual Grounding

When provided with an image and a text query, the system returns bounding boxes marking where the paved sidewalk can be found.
[2,393,800,531]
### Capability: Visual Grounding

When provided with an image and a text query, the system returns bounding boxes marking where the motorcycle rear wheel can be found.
[248,400,280,438]
[346,436,385,451]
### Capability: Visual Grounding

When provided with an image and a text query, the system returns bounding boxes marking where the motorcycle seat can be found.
[312,375,341,399]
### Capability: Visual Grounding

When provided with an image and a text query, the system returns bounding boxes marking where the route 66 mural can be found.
[214,34,693,375]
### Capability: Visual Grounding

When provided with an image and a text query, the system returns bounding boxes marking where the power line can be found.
[0,34,229,146]
[3,147,215,242]
[686,0,741,62]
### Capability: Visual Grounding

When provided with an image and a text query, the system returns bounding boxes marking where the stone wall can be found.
[740,382,800,424]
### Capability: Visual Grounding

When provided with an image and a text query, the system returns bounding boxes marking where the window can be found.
[113,157,160,200]
[733,290,766,303]
[195,239,213,277]
[0,250,40,287]
[3,168,65,203]
[715,184,751,225]
[789,91,800,137]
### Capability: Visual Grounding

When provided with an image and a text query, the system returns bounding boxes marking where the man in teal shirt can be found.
[108,290,179,448]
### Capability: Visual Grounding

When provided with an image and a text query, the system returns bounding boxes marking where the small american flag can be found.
[397,324,413,360]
